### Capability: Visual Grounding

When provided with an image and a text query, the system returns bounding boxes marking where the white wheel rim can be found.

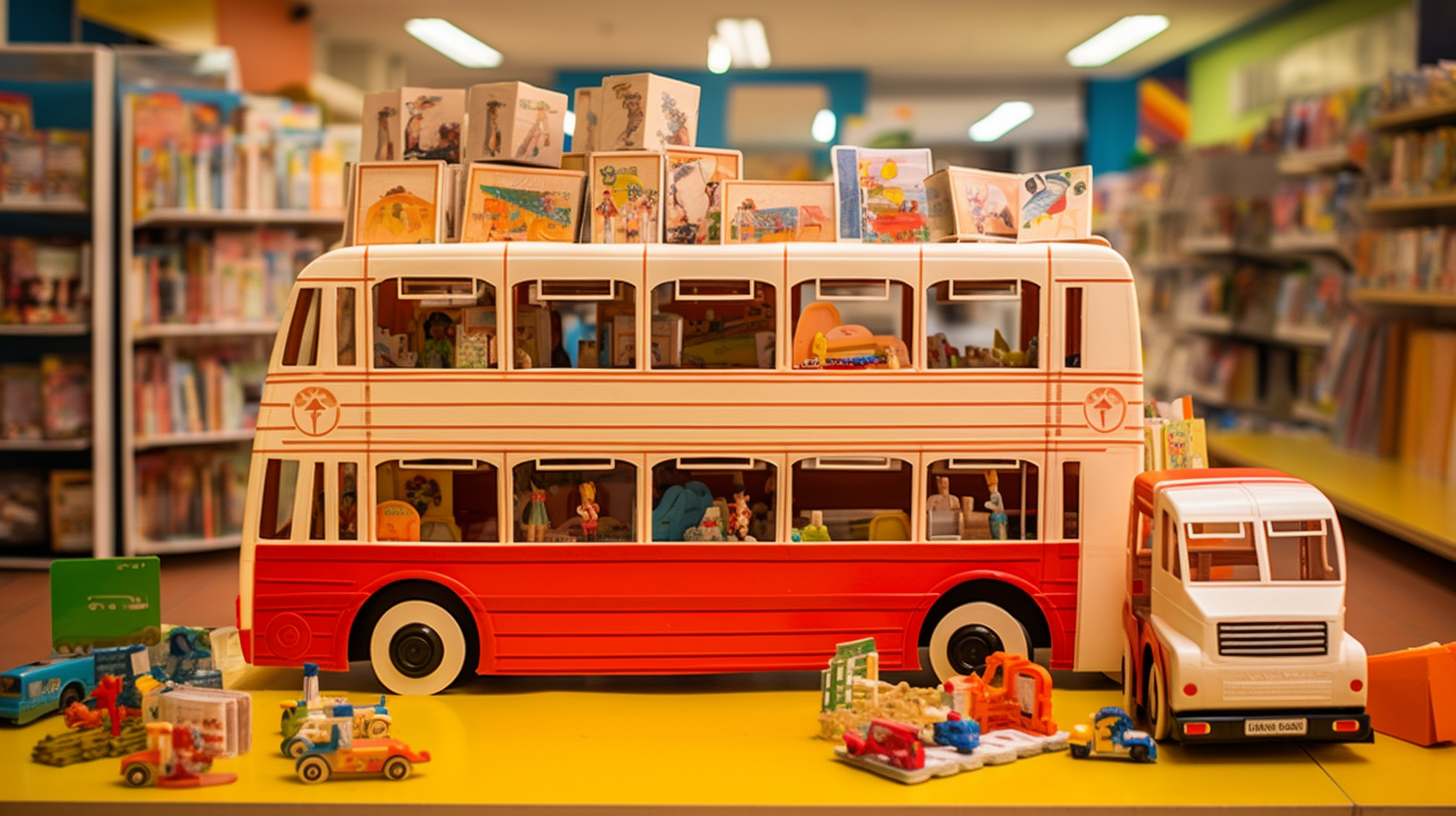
[370,600,467,696]
[928,601,1030,682]
[1150,661,1170,740]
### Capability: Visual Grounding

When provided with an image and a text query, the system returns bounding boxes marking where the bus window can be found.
[282,289,321,367]
[513,280,637,369]
[1062,461,1080,539]
[308,462,326,541]
[375,459,500,542]
[925,280,1040,369]
[925,459,1039,541]
[791,280,912,369]
[791,457,911,542]
[337,288,358,367]
[373,278,497,369]
[1267,519,1339,581]
[512,459,636,542]
[1185,521,1259,582]
[1064,287,1083,368]
[1162,511,1179,579]
[258,459,300,540]
[651,457,778,540]
[649,281,776,369]
[339,462,358,541]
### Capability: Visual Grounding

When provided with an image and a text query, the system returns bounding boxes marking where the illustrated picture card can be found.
[588,151,664,244]
[664,147,742,245]
[461,163,585,243]
[1016,165,1093,242]
[351,161,446,246]
[926,164,1093,243]
[50,556,162,654]
[831,146,932,244]
[720,180,836,244]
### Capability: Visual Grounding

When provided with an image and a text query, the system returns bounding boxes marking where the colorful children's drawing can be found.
[954,169,1020,240]
[352,162,444,245]
[926,165,1093,243]
[720,181,836,244]
[482,100,504,158]
[461,164,585,243]
[832,147,932,243]
[611,82,645,148]
[658,92,690,147]
[1018,165,1092,241]
[589,152,663,244]
[664,148,741,245]
[403,94,460,162]
[372,104,398,160]
[515,99,557,160]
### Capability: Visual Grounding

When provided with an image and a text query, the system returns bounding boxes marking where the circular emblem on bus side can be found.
[266,612,312,660]
[1083,387,1127,434]
[292,386,340,437]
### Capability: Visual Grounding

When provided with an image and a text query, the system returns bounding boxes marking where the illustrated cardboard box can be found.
[571,87,603,154]
[588,150,665,245]
[464,82,568,169]
[1366,640,1456,746]
[924,165,1093,243]
[361,88,464,163]
[599,73,700,152]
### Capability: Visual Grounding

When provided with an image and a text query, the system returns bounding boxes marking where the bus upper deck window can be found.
[791,280,912,370]
[513,280,636,369]
[373,278,497,369]
[282,289,321,367]
[650,281,776,369]
[925,280,1041,369]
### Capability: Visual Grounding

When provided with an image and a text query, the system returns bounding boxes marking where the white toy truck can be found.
[1122,468,1372,743]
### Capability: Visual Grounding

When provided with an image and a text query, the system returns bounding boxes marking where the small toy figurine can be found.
[984,472,1007,540]
[525,478,549,543]
[596,190,619,244]
[1069,706,1156,762]
[812,332,829,366]
[727,491,754,542]
[927,475,961,539]
[800,509,831,542]
[421,312,455,368]
[683,506,724,541]
[576,481,600,542]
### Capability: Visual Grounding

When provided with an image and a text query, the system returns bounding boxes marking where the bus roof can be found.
[1131,468,1304,518]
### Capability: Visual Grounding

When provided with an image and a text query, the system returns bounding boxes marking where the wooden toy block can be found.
[599,73,700,152]
[465,82,568,168]
[361,88,464,164]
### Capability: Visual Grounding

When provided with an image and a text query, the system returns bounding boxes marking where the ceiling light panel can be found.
[405,18,503,68]
[968,101,1034,142]
[1066,15,1170,68]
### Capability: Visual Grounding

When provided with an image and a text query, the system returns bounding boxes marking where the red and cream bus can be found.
[238,240,1143,694]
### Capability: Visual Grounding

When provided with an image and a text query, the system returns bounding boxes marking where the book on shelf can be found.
[1400,329,1456,479]
[135,446,250,542]
[41,354,91,440]
[1,130,44,204]
[0,90,33,133]
[49,470,92,554]
[0,237,90,325]
[43,130,88,205]
[0,470,47,547]
[129,228,311,328]
[0,362,42,439]
[134,348,264,438]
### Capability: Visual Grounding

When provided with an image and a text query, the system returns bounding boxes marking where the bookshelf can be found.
[114,50,346,557]
[0,45,115,568]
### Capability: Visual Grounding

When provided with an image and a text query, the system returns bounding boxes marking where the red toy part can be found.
[1366,641,1456,746]
[843,719,926,770]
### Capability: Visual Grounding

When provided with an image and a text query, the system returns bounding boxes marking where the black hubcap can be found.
[390,623,444,678]
[947,624,1004,674]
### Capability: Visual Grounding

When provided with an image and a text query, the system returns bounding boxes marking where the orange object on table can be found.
[1366,640,1456,746]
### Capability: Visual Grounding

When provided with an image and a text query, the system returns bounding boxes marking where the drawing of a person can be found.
[483,100,503,156]
[515,100,555,159]
[733,198,758,242]
[404,95,441,159]
[623,193,641,242]
[375,106,397,160]
[595,190,619,244]
[612,82,644,146]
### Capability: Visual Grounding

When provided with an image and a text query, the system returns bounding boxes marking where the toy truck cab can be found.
[1123,469,1371,743]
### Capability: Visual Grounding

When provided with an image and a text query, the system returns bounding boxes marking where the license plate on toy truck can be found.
[1245,718,1307,737]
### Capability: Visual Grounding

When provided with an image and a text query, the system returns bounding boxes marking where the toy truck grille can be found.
[1217,622,1328,657]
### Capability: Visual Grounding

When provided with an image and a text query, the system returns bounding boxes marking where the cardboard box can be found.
[361,88,464,163]
[464,82,568,168]
[350,161,448,245]
[720,180,836,244]
[831,146,933,243]
[571,87,602,153]
[665,147,742,245]
[1367,641,1456,746]
[599,73,700,152]
[588,151,665,244]
[924,165,1093,243]
[461,163,585,243]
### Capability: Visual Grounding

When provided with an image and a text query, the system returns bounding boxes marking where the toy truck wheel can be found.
[1130,744,1149,762]
[58,682,85,712]
[1121,644,1136,716]
[383,756,412,781]
[367,718,390,738]
[123,762,155,787]
[297,755,332,784]
[928,601,1031,681]
[1069,743,1090,759]
[283,737,310,758]
[1148,661,1171,741]
[370,600,468,696]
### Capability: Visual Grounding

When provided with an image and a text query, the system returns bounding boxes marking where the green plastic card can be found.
[49,557,162,655]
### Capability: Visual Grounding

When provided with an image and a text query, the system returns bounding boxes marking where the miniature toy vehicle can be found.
[281,694,391,745]
[121,721,236,788]
[0,655,96,724]
[928,712,980,754]
[294,722,430,784]
[1069,706,1156,762]
[842,719,925,771]
[1123,469,1372,743]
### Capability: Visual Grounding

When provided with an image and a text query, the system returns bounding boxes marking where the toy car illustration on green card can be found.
[50,557,162,654]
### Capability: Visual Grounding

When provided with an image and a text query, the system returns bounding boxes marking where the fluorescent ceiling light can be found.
[1066,15,1169,68]
[707,35,732,74]
[811,109,836,144]
[405,18,503,68]
[968,101,1034,142]
[715,18,771,69]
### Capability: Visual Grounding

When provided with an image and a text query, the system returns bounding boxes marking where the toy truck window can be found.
[924,459,1038,541]
[372,278,497,369]
[1184,521,1260,582]
[375,459,500,542]
[281,288,321,366]
[337,288,358,366]
[792,457,912,541]
[512,459,636,542]
[1266,519,1339,581]
[512,280,637,369]
[651,457,777,541]
[649,280,776,369]
[791,280,912,369]
[258,459,300,540]
[924,280,1040,369]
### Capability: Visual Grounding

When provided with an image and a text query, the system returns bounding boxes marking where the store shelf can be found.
[1370,100,1456,131]
[1351,289,1456,308]
[1268,232,1350,261]
[1277,146,1361,175]
[1272,324,1334,346]
[0,438,90,451]
[1208,430,1456,562]
[134,428,255,450]
[1365,192,1456,213]
[0,323,89,336]
[0,200,88,214]
[134,208,344,228]
[132,533,242,555]
[133,321,279,340]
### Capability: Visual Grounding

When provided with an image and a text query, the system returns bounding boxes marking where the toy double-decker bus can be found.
[238,240,1143,694]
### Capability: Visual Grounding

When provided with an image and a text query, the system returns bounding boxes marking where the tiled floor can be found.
[3,516,1455,669]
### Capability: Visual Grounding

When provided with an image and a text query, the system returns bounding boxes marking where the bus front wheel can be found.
[1148,660,1172,741]
[928,601,1031,681]
[369,600,467,696]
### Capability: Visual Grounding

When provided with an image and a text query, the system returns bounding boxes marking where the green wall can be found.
[1189,0,1411,145]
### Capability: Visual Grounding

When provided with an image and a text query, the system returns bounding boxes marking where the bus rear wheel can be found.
[928,601,1031,681]
[370,600,467,696]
